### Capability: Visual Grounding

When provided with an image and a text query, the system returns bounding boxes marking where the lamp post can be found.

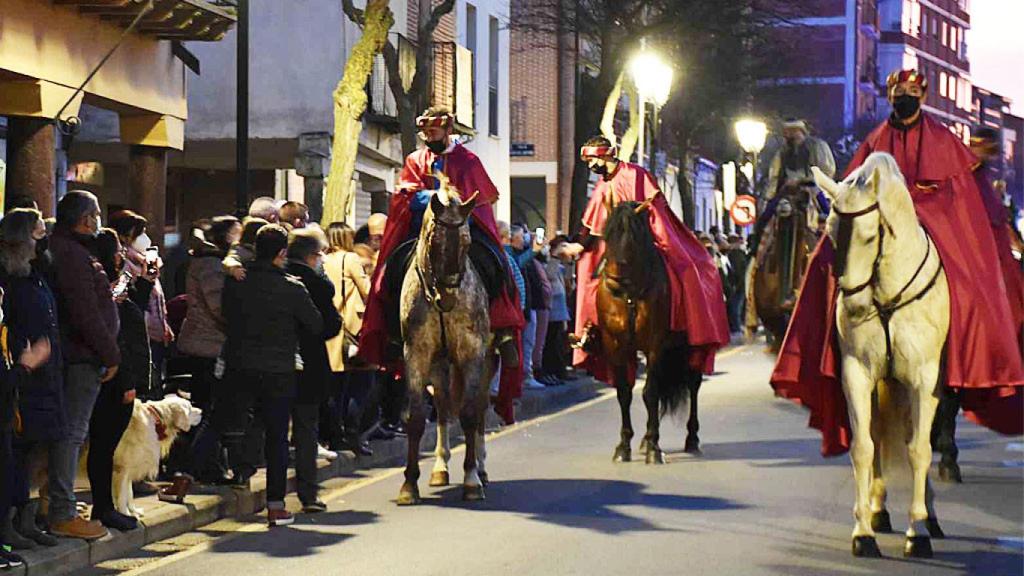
[734,118,767,197]
[630,50,673,169]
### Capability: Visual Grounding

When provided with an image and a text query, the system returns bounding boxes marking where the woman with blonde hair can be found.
[322,222,375,455]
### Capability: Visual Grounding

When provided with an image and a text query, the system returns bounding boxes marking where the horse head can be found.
[602,200,658,298]
[813,152,911,293]
[419,174,477,311]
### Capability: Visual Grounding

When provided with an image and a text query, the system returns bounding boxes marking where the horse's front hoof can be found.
[904,535,933,558]
[852,536,882,558]
[613,447,631,463]
[463,484,485,502]
[683,438,702,455]
[397,483,420,506]
[429,471,449,487]
[479,471,489,487]
[926,517,945,539]
[638,438,650,454]
[645,448,665,465]
[870,510,893,533]
[938,461,963,483]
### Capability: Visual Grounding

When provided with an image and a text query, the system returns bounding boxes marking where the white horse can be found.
[813,152,949,559]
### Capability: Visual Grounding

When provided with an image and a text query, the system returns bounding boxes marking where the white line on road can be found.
[1005,442,1024,452]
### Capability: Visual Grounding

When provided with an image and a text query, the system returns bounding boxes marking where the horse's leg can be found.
[845,365,881,558]
[476,429,488,487]
[869,401,892,533]
[932,385,962,483]
[430,384,451,487]
[904,371,941,558]
[613,366,634,463]
[641,354,664,464]
[477,353,496,487]
[684,371,703,455]
[398,365,426,506]
[459,358,487,501]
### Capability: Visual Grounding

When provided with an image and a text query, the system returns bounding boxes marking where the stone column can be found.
[6,117,56,216]
[128,145,168,247]
[295,132,331,224]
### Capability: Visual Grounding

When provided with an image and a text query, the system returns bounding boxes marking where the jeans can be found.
[521,310,537,382]
[291,402,320,505]
[50,363,103,522]
[533,309,550,374]
[87,383,134,516]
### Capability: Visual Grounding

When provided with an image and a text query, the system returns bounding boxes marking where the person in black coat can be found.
[88,229,154,531]
[0,208,63,549]
[285,228,342,512]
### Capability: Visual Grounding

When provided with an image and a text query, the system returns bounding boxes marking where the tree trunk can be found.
[322,0,394,226]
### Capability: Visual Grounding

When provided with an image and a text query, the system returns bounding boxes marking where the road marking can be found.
[1006,442,1024,452]
[1001,460,1024,468]
[997,536,1024,550]
[119,344,749,575]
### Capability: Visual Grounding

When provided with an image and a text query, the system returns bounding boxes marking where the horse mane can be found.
[603,201,658,273]
[862,152,917,239]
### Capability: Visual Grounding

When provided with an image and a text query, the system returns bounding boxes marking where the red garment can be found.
[359,143,526,420]
[573,162,731,383]
[975,170,1024,347]
[771,114,1024,456]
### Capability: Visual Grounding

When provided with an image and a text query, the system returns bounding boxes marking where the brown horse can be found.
[753,183,818,349]
[397,176,496,504]
[598,198,704,464]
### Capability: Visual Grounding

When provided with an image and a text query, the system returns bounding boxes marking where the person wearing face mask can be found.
[358,106,526,422]
[559,136,730,385]
[771,69,1024,457]
[46,190,120,540]
[749,119,836,256]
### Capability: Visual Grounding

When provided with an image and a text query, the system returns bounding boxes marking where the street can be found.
[97,346,1023,576]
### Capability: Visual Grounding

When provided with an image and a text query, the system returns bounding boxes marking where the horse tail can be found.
[875,378,910,472]
[654,347,697,418]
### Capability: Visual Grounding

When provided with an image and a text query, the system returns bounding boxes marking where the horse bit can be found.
[833,202,944,375]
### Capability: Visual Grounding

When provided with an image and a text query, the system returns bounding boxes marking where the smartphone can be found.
[112,270,131,299]
[535,227,545,242]
[145,246,159,275]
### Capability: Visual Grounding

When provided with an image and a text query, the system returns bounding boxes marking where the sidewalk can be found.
[12,376,604,576]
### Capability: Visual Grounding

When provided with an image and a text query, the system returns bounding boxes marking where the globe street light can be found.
[631,50,673,169]
[734,118,767,196]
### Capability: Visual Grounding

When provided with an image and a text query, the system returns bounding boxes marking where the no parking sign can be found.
[730,195,757,227]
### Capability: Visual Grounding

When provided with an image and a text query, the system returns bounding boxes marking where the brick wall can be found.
[510,29,559,162]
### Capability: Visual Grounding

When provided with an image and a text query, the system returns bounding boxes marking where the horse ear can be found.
[812,166,839,201]
[430,191,444,215]
[460,190,480,217]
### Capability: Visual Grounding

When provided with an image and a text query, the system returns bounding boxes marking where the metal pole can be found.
[637,95,645,167]
[236,0,250,213]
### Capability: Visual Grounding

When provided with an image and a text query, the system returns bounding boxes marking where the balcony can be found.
[52,0,237,41]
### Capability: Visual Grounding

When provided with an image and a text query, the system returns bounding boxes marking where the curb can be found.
[15,377,604,576]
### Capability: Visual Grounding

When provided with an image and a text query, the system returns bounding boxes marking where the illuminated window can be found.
[903,49,919,71]
[948,74,956,100]
[942,21,948,46]
[940,71,948,97]
[903,0,921,37]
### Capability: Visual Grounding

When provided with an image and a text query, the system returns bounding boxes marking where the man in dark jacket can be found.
[285,228,342,513]
[47,190,118,541]
[220,225,323,527]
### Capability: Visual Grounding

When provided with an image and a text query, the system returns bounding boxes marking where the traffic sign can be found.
[730,194,757,226]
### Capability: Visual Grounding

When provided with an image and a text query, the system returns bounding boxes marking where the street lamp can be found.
[734,118,767,196]
[630,49,673,169]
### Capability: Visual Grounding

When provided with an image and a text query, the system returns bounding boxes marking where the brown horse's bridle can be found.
[832,201,943,375]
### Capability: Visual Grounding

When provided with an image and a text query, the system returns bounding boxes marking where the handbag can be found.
[340,254,367,367]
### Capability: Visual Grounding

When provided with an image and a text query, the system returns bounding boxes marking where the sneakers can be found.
[0,547,25,569]
[523,378,546,390]
[93,510,138,532]
[301,500,327,514]
[158,474,194,504]
[317,445,338,461]
[49,515,108,541]
[267,508,294,527]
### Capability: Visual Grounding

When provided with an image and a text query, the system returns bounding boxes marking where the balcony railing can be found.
[54,0,236,41]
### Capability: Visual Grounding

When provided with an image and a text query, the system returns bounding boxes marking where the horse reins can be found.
[833,202,944,375]
[414,204,472,360]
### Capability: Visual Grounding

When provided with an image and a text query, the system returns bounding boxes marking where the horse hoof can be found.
[638,439,650,454]
[463,485,485,502]
[870,510,893,533]
[852,536,882,558]
[613,447,631,463]
[396,483,420,506]
[645,448,665,465]
[926,517,945,539]
[683,440,702,456]
[904,536,933,558]
[429,471,449,487]
[938,462,963,483]
[479,471,489,487]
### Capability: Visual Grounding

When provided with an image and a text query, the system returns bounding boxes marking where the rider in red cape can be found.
[564,136,731,384]
[771,70,1024,456]
[358,107,525,423]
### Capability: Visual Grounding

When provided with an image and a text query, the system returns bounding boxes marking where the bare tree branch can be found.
[340,0,365,27]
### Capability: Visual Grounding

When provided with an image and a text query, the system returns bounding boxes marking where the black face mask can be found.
[892,95,921,120]
[426,139,447,154]
[785,137,800,148]
[35,236,49,256]
[590,164,608,176]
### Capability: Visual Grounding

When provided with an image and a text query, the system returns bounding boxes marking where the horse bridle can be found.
[415,212,470,309]
[832,201,943,374]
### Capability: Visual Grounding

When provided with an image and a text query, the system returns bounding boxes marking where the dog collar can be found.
[146,404,168,441]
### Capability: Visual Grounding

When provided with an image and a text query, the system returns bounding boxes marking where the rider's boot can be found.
[494,328,519,368]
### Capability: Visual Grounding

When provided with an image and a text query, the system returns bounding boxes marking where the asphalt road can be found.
[106,345,1024,576]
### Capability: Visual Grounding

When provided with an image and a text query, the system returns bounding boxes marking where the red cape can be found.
[359,143,526,423]
[573,162,731,383]
[771,114,1024,456]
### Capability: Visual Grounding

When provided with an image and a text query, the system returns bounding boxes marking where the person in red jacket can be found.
[771,70,1024,456]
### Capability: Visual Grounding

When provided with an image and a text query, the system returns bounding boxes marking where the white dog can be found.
[112,395,202,517]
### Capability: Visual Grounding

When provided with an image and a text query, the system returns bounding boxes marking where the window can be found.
[466,4,477,120]
[948,74,956,101]
[939,71,947,97]
[942,21,948,47]
[488,16,499,137]
[902,0,921,37]
[930,13,938,37]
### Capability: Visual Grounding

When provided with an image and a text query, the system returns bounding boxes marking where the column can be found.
[128,145,168,247]
[6,117,56,216]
